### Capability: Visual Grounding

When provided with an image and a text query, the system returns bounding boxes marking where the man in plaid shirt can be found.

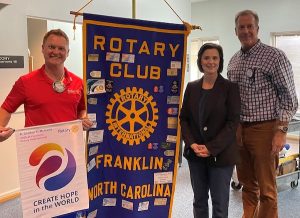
[228,10,298,218]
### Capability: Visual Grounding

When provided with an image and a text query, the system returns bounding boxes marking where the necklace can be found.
[52,72,65,93]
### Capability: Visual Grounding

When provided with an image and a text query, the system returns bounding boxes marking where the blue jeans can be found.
[188,161,233,218]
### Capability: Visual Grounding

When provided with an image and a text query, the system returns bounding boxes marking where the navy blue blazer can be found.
[179,75,241,166]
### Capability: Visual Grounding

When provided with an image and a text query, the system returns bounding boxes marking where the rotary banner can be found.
[83,13,187,218]
[15,120,89,218]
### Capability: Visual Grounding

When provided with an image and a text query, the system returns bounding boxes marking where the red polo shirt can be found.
[1,65,86,127]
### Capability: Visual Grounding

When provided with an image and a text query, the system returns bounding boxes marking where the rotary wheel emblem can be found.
[106,87,159,145]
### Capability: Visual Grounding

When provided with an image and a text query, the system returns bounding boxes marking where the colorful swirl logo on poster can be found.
[29,143,76,191]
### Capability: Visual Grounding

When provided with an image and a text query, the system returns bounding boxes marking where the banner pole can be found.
[132,0,136,19]
[70,11,83,16]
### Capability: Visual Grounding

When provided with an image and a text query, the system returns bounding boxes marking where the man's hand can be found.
[272,130,286,155]
[81,117,93,131]
[0,127,14,142]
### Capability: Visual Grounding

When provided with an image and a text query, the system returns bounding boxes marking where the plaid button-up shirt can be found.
[227,40,298,122]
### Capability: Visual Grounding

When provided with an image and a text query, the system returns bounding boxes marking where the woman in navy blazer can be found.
[180,43,241,218]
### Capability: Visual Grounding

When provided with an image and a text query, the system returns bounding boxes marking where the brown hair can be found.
[235,10,259,26]
[197,43,224,74]
[42,29,69,45]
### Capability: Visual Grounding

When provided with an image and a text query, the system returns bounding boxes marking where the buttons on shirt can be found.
[203,126,208,131]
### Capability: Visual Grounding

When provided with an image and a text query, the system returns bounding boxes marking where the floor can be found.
[172,158,300,218]
[1,142,300,218]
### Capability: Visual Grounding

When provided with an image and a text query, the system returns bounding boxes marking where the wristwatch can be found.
[277,125,288,133]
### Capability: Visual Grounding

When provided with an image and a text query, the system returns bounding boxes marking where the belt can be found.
[241,119,276,127]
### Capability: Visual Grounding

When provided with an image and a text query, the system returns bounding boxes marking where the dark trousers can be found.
[188,161,233,218]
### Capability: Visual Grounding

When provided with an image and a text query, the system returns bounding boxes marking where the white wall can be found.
[0,0,191,200]
[190,0,300,74]
[27,17,47,71]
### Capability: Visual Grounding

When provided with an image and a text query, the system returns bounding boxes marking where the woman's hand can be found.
[191,143,210,157]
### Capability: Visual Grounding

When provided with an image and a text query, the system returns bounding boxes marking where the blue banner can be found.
[83,13,187,218]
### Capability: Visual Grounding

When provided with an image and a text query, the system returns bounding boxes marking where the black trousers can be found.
[188,161,233,218]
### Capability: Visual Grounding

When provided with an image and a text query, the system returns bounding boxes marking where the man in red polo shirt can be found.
[0,29,92,137]
[0,29,92,138]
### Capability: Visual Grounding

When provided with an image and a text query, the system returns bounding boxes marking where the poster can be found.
[15,120,89,218]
